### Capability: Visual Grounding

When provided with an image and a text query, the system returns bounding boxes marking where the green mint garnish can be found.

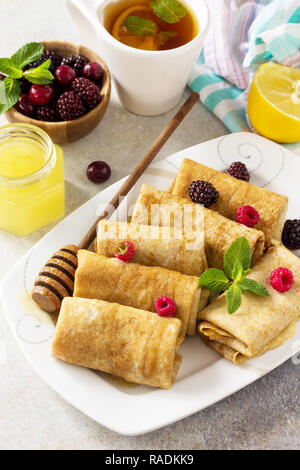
[0,42,55,114]
[124,16,158,36]
[199,236,269,314]
[150,0,186,24]
[23,59,54,84]
[0,58,23,79]
[224,236,251,280]
[0,77,21,114]
[238,278,269,297]
[11,42,44,69]
[198,268,231,292]
[226,285,242,315]
[156,30,178,47]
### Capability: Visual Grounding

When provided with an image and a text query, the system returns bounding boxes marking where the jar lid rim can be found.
[0,123,55,188]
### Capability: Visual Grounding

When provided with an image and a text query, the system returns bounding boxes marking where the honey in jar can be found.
[0,124,65,236]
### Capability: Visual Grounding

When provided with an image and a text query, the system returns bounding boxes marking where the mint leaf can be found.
[226,284,242,314]
[199,268,230,292]
[231,260,244,283]
[11,42,44,69]
[224,236,251,280]
[124,16,158,36]
[0,58,22,78]
[156,30,178,47]
[150,0,186,23]
[0,77,21,114]
[0,80,6,105]
[238,278,269,297]
[23,59,54,84]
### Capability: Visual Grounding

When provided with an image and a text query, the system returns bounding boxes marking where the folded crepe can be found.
[131,184,265,270]
[73,250,202,337]
[52,297,182,389]
[169,158,288,247]
[96,220,208,277]
[198,245,300,364]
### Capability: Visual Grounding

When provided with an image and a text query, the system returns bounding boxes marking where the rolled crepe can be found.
[96,220,208,276]
[198,245,300,364]
[131,184,265,269]
[169,158,288,247]
[52,297,182,389]
[74,250,202,337]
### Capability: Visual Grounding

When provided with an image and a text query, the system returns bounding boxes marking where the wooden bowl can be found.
[5,41,111,144]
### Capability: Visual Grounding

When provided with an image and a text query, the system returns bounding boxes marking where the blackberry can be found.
[189,180,219,207]
[19,77,31,93]
[226,161,250,182]
[282,219,300,250]
[61,55,89,76]
[26,49,62,74]
[36,104,57,122]
[56,91,85,121]
[71,77,101,109]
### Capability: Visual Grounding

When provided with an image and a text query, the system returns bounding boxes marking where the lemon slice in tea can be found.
[112,5,158,50]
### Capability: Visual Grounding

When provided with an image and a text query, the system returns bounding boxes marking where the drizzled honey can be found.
[103,0,199,51]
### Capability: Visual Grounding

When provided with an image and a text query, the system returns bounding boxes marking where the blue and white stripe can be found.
[189,0,300,141]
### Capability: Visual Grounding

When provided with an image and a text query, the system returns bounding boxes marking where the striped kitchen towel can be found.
[189,0,300,147]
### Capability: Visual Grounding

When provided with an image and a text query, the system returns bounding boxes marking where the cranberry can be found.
[29,84,55,106]
[82,62,103,84]
[14,93,35,117]
[54,65,77,88]
[86,161,111,183]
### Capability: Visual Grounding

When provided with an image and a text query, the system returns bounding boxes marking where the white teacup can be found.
[66,0,210,115]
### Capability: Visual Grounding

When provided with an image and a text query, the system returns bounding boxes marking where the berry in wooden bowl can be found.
[4,41,111,144]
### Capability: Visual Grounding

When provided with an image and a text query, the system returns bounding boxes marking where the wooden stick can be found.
[79,92,199,249]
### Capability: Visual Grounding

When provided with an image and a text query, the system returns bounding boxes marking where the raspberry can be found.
[282,219,300,250]
[26,49,62,74]
[226,161,250,182]
[36,104,56,122]
[154,296,176,317]
[56,91,85,121]
[188,180,219,207]
[113,241,135,262]
[269,267,294,293]
[236,205,260,227]
[71,77,101,109]
[61,54,89,76]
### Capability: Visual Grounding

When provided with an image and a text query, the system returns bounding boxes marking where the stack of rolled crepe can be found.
[131,184,265,269]
[52,297,182,389]
[96,220,208,277]
[73,250,203,337]
[169,158,288,247]
[198,245,300,364]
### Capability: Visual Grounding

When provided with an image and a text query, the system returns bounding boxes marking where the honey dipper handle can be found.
[78,92,200,249]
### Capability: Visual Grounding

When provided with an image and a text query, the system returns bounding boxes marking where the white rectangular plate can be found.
[1,132,300,435]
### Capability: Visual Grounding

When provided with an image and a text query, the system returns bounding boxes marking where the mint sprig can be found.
[125,16,158,36]
[11,42,44,69]
[199,236,269,314]
[23,59,54,85]
[0,41,55,115]
[226,284,242,315]
[0,77,21,114]
[150,0,186,24]
[0,59,23,79]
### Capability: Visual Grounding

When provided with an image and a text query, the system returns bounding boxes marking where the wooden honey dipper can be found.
[32,92,200,314]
